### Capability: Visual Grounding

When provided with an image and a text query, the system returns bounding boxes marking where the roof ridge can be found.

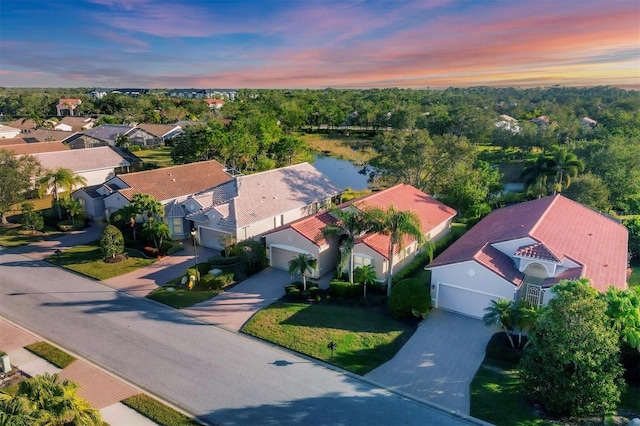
[529,194,560,235]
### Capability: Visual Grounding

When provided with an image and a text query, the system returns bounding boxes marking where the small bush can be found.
[199,274,221,290]
[284,284,297,295]
[144,246,160,257]
[217,272,235,287]
[166,243,183,255]
[236,240,266,274]
[389,278,430,318]
[288,288,301,300]
[329,280,362,298]
[57,221,73,232]
[160,240,173,254]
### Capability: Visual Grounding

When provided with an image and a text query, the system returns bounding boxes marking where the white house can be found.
[426,195,629,318]
[0,125,22,139]
[187,162,343,250]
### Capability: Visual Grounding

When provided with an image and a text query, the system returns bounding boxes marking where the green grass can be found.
[0,223,62,247]
[241,301,415,375]
[24,341,76,369]
[146,285,220,309]
[132,146,175,168]
[301,133,377,163]
[47,241,156,280]
[122,394,201,426]
[471,359,640,425]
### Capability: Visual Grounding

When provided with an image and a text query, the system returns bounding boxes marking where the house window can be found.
[353,255,373,269]
[525,285,542,307]
[172,218,183,234]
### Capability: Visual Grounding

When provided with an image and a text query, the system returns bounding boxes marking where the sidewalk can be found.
[0,318,157,425]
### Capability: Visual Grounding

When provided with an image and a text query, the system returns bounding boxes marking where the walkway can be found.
[0,318,156,425]
[365,309,494,414]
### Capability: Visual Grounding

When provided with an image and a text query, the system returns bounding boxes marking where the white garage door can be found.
[436,283,502,319]
[271,246,299,271]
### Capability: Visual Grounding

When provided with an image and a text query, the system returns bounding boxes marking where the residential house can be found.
[54,117,96,132]
[495,114,521,133]
[530,115,551,126]
[127,123,182,147]
[5,118,36,132]
[263,184,456,279]
[582,117,598,128]
[56,98,82,116]
[204,99,225,109]
[0,125,22,139]
[64,125,135,149]
[426,195,628,319]
[15,129,77,143]
[187,162,343,250]
[0,138,28,146]
[3,141,69,156]
[80,160,234,232]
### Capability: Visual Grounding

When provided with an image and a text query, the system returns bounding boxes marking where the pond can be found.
[312,155,371,190]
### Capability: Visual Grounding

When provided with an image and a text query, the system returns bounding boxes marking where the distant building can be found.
[56,98,82,117]
[582,117,598,128]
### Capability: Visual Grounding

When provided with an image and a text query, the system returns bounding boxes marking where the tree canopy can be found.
[0,150,42,224]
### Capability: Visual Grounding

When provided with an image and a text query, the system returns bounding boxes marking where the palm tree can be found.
[321,207,374,284]
[114,203,140,240]
[354,264,377,298]
[0,396,42,426]
[521,152,553,198]
[38,168,88,219]
[3,373,102,426]
[141,218,171,249]
[288,253,317,290]
[130,193,164,222]
[510,299,540,348]
[546,146,584,194]
[483,298,516,349]
[63,198,84,227]
[368,206,424,296]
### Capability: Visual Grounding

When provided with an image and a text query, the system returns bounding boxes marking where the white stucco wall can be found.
[264,229,340,277]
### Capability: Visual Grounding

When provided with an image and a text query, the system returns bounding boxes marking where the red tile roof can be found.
[514,242,560,262]
[116,160,233,202]
[4,141,69,155]
[429,195,628,292]
[267,184,457,258]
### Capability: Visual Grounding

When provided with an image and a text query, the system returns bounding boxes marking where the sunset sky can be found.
[1,0,638,89]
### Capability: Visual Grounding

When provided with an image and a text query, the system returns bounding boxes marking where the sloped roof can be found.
[82,125,134,143]
[6,118,36,130]
[0,138,27,146]
[57,98,82,107]
[33,146,129,173]
[263,183,457,256]
[5,141,69,155]
[353,184,457,257]
[514,242,560,262]
[428,195,628,292]
[194,162,342,229]
[136,123,180,138]
[57,117,95,132]
[16,129,76,142]
[116,160,233,202]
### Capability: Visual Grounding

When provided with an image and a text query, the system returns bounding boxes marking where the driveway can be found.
[183,268,334,332]
[365,309,494,415]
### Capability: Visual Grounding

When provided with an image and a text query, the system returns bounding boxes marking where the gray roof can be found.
[33,146,130,172]
[82,125,134,143]
[189,162,343,229]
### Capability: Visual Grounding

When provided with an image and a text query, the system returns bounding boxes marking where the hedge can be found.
[329,280,363,298]
[389,278,430,318]
[208,255,242,266]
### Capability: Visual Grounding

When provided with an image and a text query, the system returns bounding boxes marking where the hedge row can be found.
[329,280,363,298]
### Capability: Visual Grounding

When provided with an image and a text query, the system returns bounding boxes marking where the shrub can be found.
[144,246,160,257]
[288,288,301,300]
[208,255,242,266]
[199,274,221,290]
[284,284,297,295]
[392,249,434,285]
[25,342,76,369]
[329,280,362,298]
[57,221,73,232]
[166,243,183,255]
[389,278,430,318]
[101,224,125,259]
[160,240,173,254]
[217,272,235,287]
[236,240,266,274]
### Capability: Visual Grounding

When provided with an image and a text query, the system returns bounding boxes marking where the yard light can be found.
[54,249,62,266]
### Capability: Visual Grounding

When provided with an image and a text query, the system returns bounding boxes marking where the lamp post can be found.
[190,228,198,281]
[54,249,62,266]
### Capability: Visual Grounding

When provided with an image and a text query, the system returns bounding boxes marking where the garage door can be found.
[436,283,503,319]
[199,227,229,250]
[270,245,319,278]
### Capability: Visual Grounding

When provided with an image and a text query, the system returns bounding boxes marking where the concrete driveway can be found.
[183,268,334,332]
[365,309,494,415]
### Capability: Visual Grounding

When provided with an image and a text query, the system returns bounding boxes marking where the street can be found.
[0,247,480,425]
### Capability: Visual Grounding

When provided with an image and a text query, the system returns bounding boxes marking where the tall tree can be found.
[130,193,164,222]
[520,279,623,417]
[288,253,317,291]
[38,168,87,220]
[546,146,584,194]
[321,207,375,284]
[0,150,41,224]
[368,206,424,296]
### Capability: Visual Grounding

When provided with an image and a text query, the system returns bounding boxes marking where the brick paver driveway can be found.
[365,309,494,415]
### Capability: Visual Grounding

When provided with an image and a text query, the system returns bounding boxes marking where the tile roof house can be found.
[54,117,96,132]
[126,123,182,147]
[263,184,456,280]
[204,99,225,109]
[426,195,628,318]
[3,141,69,156]
[78,160,234,234]
[56,98,82,116]
[13,129,77,143]
[64,125,135,149]
[186,162,343,250]
[5,118,37,131]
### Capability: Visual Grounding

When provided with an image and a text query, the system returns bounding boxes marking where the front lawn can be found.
[122,394,201,426]
[241,301,415,375]
[146,285,220,309]
[47,241,156,280]
[132,146,175,168]
[0,224,61,247]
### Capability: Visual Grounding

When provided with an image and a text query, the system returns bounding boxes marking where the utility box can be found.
[1,355,11,373]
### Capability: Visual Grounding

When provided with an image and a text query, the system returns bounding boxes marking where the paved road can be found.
[0,247,483,425]
[366,309,494,414]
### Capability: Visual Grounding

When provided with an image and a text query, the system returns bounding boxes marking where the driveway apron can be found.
[365,309,494,415]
